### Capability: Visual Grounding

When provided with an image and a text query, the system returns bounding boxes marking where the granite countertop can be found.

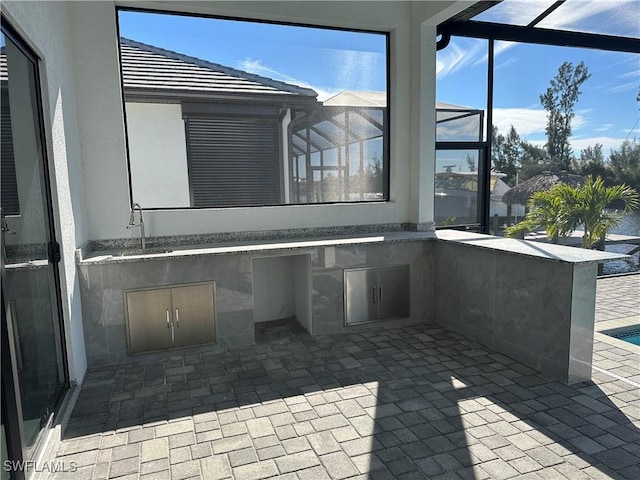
[77,229,628,266]
[435,230,629,264]
[78,231,437,265]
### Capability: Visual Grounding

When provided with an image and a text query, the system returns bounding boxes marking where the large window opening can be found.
[117,9,389,209]
[436,0,639,245]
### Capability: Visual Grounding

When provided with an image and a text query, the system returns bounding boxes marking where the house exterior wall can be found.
[125,102,191,208]
[65,1,462,241]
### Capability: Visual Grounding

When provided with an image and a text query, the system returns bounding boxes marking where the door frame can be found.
[1,14,69,475]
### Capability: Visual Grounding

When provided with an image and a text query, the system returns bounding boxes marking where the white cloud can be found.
[608,81,638,93]
[493,108,587,137]
[569,136,633,157]
[493,108,548,136]
[619,68,640,79]
[475,1,555,25]
[594,123,616,132]
[437,38,517,79]
[436,39,486,78]
[537,0,639,37]
[496,55,520,70]
[527,136,632,158]
[237,57,340,101]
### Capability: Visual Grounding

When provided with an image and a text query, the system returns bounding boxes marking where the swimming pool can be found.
[604,327,640,346]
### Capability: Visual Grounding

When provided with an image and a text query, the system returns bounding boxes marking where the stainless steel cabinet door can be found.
[377,265,410,320]
[126,288,173,353]
[172,283,216,348]
[345,268,379,325]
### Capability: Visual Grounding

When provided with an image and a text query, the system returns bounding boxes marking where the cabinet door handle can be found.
[166,309,170,328]
[379,286,383,303]
[372,287,377,304]
[175,308,180,327]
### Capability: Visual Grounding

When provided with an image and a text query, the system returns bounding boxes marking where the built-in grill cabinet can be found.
[344,264,410,325]
[125,282,216,354]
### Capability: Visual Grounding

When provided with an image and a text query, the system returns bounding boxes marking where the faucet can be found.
[127,202,145,250]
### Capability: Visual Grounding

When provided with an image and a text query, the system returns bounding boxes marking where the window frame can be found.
[115,6,391,211]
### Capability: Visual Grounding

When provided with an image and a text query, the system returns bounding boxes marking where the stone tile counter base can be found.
[77,229,622,383]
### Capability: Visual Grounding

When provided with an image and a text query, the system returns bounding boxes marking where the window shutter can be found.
[1,91,19,216]
[185,117,282,207]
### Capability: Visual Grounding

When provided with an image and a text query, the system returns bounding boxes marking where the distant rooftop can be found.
[119,38,318,100]
[323,91,387,107]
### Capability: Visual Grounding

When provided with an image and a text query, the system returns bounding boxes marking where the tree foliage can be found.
[491,125,522,185]
[539,61,591,171]
[609,138,640,192]
[506,176,639,249]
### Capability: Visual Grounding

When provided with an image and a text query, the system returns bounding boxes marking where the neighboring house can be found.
[120,38,319,208]
[120,39,390,208]
[434,171,525,224]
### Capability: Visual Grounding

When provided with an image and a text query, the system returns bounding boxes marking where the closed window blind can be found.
[185,117,282,207]
[1,90,20,215]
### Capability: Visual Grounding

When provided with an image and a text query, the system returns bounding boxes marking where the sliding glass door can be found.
[1,18,68,477]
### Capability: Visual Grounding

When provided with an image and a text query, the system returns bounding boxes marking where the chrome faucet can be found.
[127,202,145,250]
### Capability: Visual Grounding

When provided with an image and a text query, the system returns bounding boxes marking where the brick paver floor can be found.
[48,278,640,480]
[595,274,640,324]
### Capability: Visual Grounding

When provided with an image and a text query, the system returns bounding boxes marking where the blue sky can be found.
[119,6,638,160]
[437,37,639,159]
[118,11,387,100]
[437,0,639,159]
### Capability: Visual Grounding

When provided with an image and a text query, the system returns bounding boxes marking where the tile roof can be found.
[120,38,318,100]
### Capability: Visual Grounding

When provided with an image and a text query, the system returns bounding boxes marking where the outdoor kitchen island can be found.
[77,230,624,384]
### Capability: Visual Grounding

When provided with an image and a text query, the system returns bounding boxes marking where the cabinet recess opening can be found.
[252,255,312,335]
[117,8,390,209]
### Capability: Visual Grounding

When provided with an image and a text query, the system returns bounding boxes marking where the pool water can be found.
[606,327,640,346]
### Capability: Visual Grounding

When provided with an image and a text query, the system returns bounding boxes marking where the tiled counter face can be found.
[311,241,433,335]
[78,240,433,367]
[78,255,253,367]
[434,240,596,383]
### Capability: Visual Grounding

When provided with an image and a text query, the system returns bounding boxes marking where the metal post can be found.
[481,39,495,233]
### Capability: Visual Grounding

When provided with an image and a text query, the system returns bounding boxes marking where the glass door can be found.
[1,19,68,468]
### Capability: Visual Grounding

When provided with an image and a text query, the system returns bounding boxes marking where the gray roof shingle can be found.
[120,38,318,100]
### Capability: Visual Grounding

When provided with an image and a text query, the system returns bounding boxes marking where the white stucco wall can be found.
[2,1,89,384]
[64,0,464,240]
[125,102,191,208]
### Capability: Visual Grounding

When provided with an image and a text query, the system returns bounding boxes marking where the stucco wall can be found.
[125,102,191,208]
[66,0,463,241]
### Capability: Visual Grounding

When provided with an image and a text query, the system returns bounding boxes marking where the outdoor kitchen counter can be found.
[435,229,628,264]
[76,229,624,383]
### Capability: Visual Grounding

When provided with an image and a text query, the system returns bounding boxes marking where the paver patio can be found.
[47,276,640,480]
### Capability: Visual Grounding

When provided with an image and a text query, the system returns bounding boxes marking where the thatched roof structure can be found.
[503,171,584,205]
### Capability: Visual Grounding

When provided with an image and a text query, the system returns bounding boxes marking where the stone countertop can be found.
[77,229,628,266]
[78,231,437,265]
[435,230,629,264]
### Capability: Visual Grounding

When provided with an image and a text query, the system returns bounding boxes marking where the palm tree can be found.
[505,189,573,243]
[506,176,639,249]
